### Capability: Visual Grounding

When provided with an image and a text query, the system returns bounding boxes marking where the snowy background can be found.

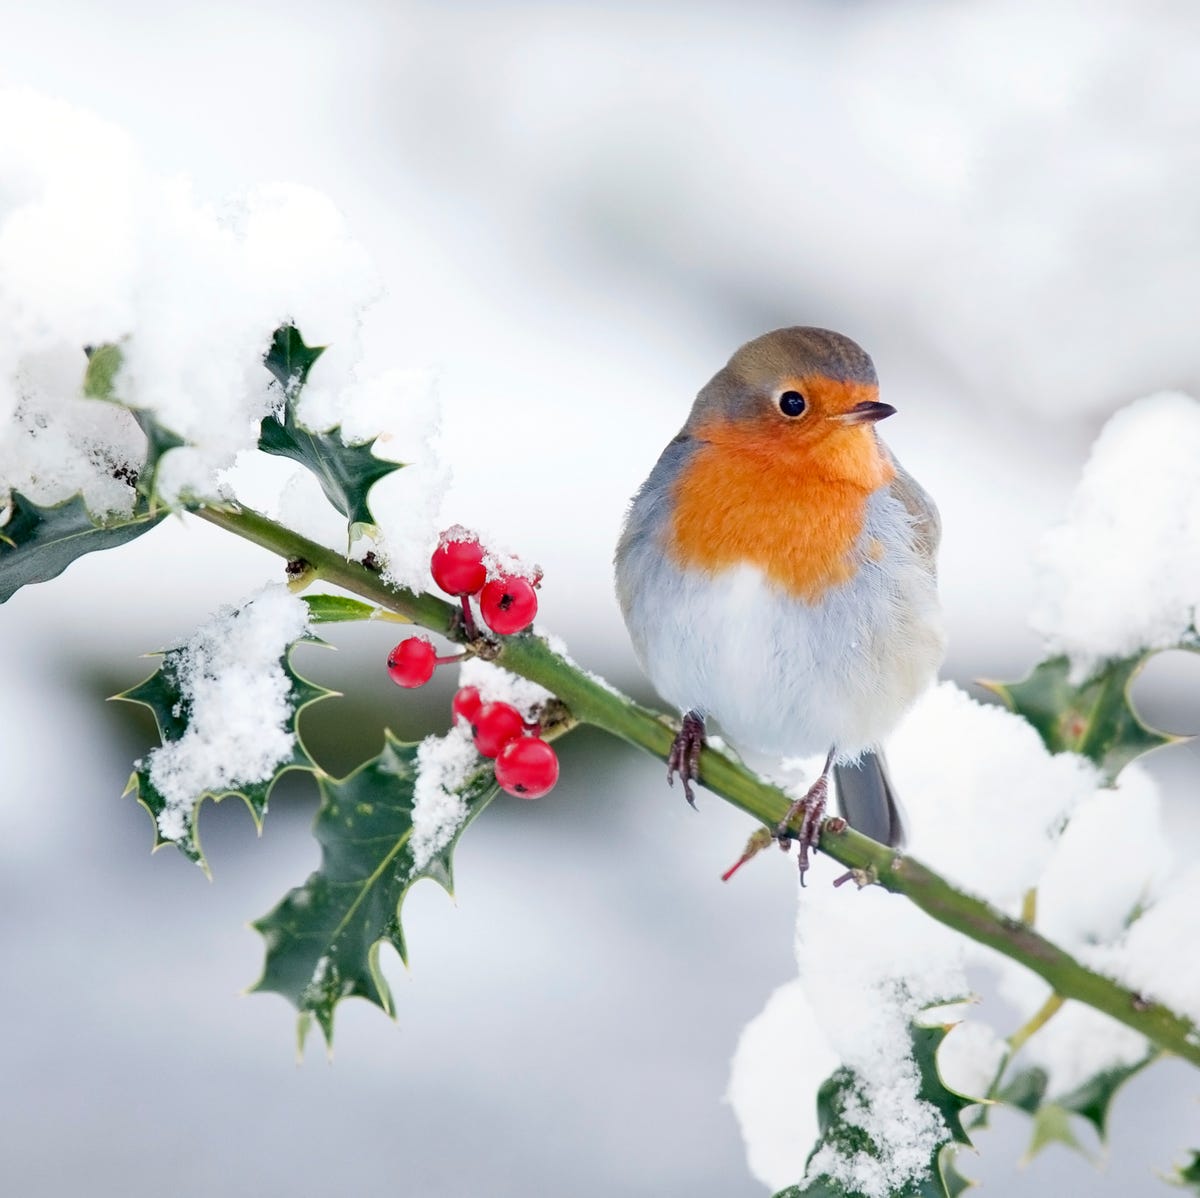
[2,1,1200,1194]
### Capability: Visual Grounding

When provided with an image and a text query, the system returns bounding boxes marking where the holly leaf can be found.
[262,322,325,396]
[995,1053,1156,1164]
[301,593,410,625]
[995,1065,1049,1115]
[115,636,334,873]
[1171,1150,1200,1192]
[774,1024,978,1198]
[938,1146,975,1198]
[251,731,498,1049]
[1024,1104,1089,1163]
[0,490,165,603]
[1054,1052,1157,1140]
[259,325,401,541]
[984,654,1184,782]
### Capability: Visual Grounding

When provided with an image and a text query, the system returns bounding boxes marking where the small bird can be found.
[615,327,944,874]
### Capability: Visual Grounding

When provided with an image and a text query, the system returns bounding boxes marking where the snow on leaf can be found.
[984,653,1184,784]
[251,731,499,1048]
[776,1024,978,1198]
[0,490,165,604]
[259,325,401,542]
[82,342,188,510]
[114,590,332,872]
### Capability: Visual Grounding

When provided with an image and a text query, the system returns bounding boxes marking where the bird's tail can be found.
[833,749,905,848]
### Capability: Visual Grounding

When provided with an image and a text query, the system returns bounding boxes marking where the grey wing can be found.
[884,450,941,573]
[614,435,696,593]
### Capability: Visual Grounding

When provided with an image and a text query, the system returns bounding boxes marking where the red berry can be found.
[495,736,559,799]
[479,575,538,635]
[470,701,525,758]
[431,536,487,597]
[451,685,483,726]
[387,637,438,688]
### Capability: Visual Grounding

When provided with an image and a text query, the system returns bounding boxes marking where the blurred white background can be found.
[2,1,1199,1194]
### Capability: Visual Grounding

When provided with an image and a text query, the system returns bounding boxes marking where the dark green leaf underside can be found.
[0,491,164,604]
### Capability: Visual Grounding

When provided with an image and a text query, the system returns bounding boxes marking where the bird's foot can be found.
[775,760,833,885]
[667,710,706,807]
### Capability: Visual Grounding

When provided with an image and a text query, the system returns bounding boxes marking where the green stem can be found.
[195,502,1200,1070]
[1007,992,1066,1056]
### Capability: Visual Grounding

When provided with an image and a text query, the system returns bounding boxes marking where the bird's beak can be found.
[836,400,896,426]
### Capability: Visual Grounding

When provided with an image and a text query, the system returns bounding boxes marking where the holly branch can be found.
[196,501,1200,1069]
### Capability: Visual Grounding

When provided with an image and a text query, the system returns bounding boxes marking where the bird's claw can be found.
[667,711,706,808]
[775,772,830,886]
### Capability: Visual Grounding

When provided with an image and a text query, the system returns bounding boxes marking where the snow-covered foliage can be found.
[0,86,448,591]
[143,585,310,842]
[1032,392,1200,679]
[409,723,481,870]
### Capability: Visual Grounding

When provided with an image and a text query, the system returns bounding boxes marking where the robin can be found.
[614,327,944,875]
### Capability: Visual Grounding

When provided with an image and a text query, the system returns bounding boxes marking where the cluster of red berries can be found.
[452,685,559,799]
[430,529,539,636]
[384,528,559,800]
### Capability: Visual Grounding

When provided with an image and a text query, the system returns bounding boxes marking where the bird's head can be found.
[685,327,894,466]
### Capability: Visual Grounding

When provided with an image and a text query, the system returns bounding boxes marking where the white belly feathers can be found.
[617,486,944,760]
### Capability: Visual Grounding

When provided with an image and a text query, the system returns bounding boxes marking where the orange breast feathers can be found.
[667,412,896,602]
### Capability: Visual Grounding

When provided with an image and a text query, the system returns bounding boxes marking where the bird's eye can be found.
[778,390,807,418]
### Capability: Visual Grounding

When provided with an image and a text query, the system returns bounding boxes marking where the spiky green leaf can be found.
[263,323,326,397]
[774,1024,979,1198]
[1172,1150,1200,1192]
[994,1048,1155,1161]
[259,325,401,540]
[995,1066,1049,1115]
[938,1146,975,1198]
[1024,1104,1088,1162]
[985,654,1181,782]
[114,637,334,872]
[252,731,498,1048]
[1054,1052,1157,1140]
[0,491,165,603]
